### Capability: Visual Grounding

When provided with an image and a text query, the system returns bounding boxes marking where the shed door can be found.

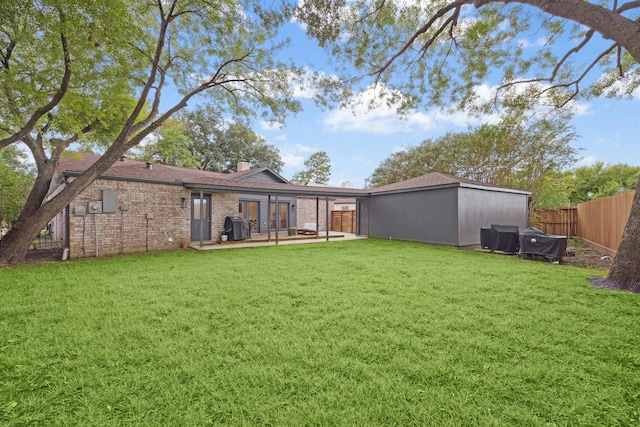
[191,194,211,241]
[357,201,369,236]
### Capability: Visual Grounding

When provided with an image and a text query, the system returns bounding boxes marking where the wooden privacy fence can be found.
[576,191,635,256]
[331,210,356,233]
[534,207,577,237]
[535,191,636,255]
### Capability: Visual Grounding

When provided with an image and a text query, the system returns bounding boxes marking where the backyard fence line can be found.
[534,207,577,237]
[331,210,356,233]
[575,191,635,256]
[535,191,635,256]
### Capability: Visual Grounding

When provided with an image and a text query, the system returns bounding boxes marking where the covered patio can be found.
[189,231,366,250]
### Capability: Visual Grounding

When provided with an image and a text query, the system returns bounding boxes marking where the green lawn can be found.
[1,239,640,426]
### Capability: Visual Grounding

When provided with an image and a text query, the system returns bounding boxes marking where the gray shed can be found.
[365,173,530,246]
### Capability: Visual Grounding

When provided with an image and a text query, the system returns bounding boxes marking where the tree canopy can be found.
[135,111,284,173]
[296,1,640,112]
[0,146,34,229]
[569,162,640,204]
[0,0,306,263]
[368,114,578,210]
[290,151,332,185]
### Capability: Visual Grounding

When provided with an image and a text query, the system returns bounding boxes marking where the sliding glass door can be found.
[269,202,289,230]
[238,201,259,232]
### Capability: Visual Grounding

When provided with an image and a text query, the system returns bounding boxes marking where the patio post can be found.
[199,191,204,248]
[325,196,329,241]
[315,196,319,240]
[267,195,271,242]
[275,195,279,244]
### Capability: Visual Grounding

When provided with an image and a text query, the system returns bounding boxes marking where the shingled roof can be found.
[57,152,367,197]
[57,152,527,197]
[369,172,515,194]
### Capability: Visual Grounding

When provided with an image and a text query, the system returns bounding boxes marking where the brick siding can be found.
[63,178,239,258]
[296,197,334,231]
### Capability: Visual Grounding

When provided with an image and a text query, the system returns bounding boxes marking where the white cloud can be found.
[282,153,305,167]
[279,143,318,168]
[391,145,407,154]
[259,120,282,130]
[321,83,501,135]
[575,155,598,167]
[518,37,549,48]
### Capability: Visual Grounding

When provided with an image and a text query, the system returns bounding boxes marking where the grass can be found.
[1,239,640,426]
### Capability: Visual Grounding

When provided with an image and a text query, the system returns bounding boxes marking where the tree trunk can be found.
[0,147,122,264]
[597,178,640,292]
[0,219,47,264]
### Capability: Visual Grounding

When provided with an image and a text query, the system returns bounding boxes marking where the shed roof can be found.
[369,172,530,195]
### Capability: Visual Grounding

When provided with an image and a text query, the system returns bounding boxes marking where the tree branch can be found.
[372,1,467,77]
[0,9,72,150]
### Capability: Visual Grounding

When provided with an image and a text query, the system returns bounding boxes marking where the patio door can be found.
[191,194,211,241]
[270,202,289,230]
[239,201,259,232]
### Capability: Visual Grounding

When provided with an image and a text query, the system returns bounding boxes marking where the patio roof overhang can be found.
[183,181,370,198]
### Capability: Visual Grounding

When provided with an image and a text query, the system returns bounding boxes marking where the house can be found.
[48,153,529,258]
[48,153,359,257]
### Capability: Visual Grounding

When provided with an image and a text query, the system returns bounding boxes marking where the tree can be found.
[297,0,640,292]
[137,118,199,169]
[569,162,640,204]
[368,114,578,214]
[0,146,34,229]
[290,151,332,185]
[0,0,304,264]
[137,109,284,173]
[181,109,284,173]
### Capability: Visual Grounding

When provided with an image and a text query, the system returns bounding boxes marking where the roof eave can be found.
[184,182,368,197]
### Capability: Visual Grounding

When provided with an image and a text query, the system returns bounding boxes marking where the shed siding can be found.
[457,187,529,246]
[368,188,458,245]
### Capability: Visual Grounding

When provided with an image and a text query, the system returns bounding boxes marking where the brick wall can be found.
[211,192,240,239]
[66,178,239,258]
[296,197,334,231]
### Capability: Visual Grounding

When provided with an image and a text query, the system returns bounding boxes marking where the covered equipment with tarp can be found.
[519,227,567,260]
[224,216,251,241]
[480,224,520,254]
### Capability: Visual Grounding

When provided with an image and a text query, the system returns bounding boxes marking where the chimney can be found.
[341,180,353,188]
[237,161,250,172]
[145,162,153,170]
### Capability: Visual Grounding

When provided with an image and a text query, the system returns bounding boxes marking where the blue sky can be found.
[253,19,640,189]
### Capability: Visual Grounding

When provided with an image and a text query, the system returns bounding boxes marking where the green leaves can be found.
[0,146,34,227]
[296,0,640,112]
[290,151,332,185]
[367,113,578,209]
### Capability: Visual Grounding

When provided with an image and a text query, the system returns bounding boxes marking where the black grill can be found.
[520,227,567,260]
[224,216,251,241]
